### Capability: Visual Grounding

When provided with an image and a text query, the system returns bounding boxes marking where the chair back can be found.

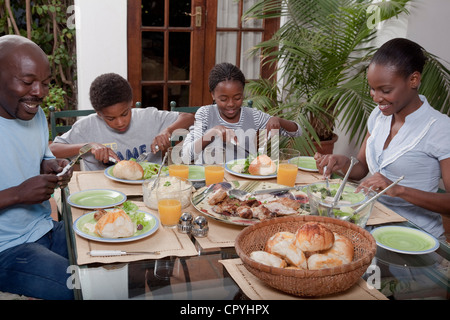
[49,106,96,141]
[169,100,253,112]
[49,102,142,140]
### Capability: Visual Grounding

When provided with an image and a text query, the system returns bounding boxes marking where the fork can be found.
[57,143,92,176]
[192,184,215,205]
[241,181,261,193]
[136,152,149,162]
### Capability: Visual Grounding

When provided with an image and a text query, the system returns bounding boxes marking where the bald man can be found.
[0,35,73,299]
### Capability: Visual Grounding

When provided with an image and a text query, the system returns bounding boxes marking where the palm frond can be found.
[243,0,450,153]
[420,53,450,115]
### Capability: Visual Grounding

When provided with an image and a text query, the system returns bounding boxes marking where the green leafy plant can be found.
[243,0,450,155]
[0,0,76,112]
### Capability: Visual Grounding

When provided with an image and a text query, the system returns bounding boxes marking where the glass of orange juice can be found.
[156,180,182,228]
[168,147,190,179]
[203,146,225,185]
[277,148,300,187]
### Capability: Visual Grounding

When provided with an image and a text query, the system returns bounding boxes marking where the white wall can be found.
[334,0,450,157]
[74,0,128,110]
[73,0,450,135]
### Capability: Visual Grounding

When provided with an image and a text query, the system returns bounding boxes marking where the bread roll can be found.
[113,160,144,180]
[265,232,307,269]
[307,233,354,270]
[248,155,276,175]
[250,251,287,268]
[295,222,334,252]
[95,209,135,238]
[324,233,354,263]
[307,253,347,270]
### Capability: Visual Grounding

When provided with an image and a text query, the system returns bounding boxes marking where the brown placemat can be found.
[220,258,388,300]
[73,202,198,265]
[69,170,143,196]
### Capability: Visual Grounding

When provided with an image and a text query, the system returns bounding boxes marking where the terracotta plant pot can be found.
[314,133,338,155]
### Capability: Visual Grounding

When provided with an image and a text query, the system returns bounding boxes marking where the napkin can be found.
[220,258,388,300]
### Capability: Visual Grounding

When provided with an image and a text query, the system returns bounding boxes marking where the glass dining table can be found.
[60,170,449,301]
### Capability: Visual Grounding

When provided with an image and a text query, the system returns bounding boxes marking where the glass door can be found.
[127,0,279,109]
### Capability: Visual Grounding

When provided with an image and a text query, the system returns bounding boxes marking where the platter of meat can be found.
[191,181,310,226]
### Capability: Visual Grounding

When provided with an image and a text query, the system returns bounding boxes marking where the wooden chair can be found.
[49,102,142,140]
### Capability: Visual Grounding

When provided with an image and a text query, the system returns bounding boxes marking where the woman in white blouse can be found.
[315,38,450,239]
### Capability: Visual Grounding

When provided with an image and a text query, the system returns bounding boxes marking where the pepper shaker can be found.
[191,215,209,237]
[177,212,193,234]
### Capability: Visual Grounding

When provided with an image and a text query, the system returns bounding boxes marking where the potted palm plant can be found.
[243,0,450,155]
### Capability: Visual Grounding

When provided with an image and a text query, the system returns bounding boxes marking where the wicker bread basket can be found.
[234,215,377,297]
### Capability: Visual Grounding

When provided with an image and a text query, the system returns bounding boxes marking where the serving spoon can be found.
[150,151,168,191]
[332,156,358,206]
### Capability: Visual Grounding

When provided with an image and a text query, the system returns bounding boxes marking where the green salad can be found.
[129,159,169,179]
[121,201,150,230]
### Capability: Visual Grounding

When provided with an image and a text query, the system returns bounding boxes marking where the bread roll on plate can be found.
[295,222,334,252]
[95,209,135,238]
[113,160,144,180]
[248,155,276,176]
[250,251,287,268]
[265,231,307,269]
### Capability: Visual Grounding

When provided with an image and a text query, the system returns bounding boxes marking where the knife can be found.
[252,186,304,195]
[88,250,159,257]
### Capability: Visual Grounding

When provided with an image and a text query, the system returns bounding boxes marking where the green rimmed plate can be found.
[68,189,127,209]
[188,165,205,182]
[371,226,439,255]
[290,156,318,172]
[73,209,159,243]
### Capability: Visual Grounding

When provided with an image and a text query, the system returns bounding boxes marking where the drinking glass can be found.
[156,179,182,228]
[168,146,189,179]
[277,148,300,187]
[203,146,225,185]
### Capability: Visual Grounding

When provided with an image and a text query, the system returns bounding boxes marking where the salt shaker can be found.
[177,212,193,234]
[191,215,209,237]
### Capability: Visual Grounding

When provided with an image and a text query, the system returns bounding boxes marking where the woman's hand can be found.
[358,172,402,196]
[314,152,350,177]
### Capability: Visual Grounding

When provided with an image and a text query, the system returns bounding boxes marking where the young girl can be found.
[315,38,450,239]
[182,62,302,162]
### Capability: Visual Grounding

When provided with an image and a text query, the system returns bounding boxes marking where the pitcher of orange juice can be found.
[203,146,225,185]
[277,148,300,187]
